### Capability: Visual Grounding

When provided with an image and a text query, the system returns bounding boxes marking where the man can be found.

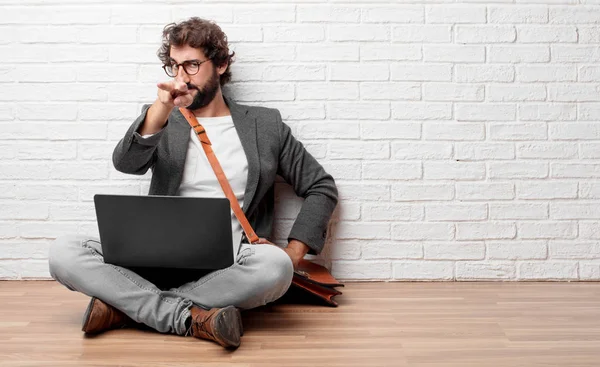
[48,17,338,349]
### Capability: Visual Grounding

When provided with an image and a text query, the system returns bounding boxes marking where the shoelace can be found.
[185,313,214,339]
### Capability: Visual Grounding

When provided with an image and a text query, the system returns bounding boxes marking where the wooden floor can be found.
[1,282,600,367]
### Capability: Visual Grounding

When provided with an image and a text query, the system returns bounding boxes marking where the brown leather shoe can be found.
[187,306,243,349]
[82,297,133,334]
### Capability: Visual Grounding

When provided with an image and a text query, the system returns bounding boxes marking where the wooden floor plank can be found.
[1,281,600,366]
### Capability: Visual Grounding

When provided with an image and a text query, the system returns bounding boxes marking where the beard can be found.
[185,68,220,110]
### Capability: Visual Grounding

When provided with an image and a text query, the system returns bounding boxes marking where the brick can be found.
[424,45,485,62]
[17,142,76,160]
[518,222,577,239]
[489,6,548,24]
[330,63,389,81]
[18,222,79,239]
[0,163,51,180]
[392,25,451,43]
[0,202,49,220]
[362,162,422,180]
[487,84,546,102]
[427,5,486,24]
[297,6,360,23]
[490,123,547,140]
[16,104,77,121]
[489,162,548,179]
[263,65,325,81]
[518,103,576,121]
[79,26,137,44]
[551,163,600,178]
[234,6,294,23]
[552,45,600,63]
[456,183,514,201]
[550,203,600,219]
[456,26,516,43]
[456,222,516,240]
[548,84,600,102]
[487,241,548,260]
[335,222,391,240]
[263,25,325,42]
[361,122,421,141]
[580,183,600,199]
[517,25,577,42]
[393,142,453,160]
[579,104,600,121]
[581,143,600,158]
[490,203,548,220]
[329,141,389,159]
[337,184,390,201]
[323,240,361,260]
[232,44,296,62]
[296,82,358,100]
[423,123,485,141]
[364,242,423,260]
[517,142,577,159]
[423,83,484,102]
[77,65,137,82]
[455,143,515,160]
[51,162,108,180]
[456,262,516,280]
[333,261,391,280]
[17,184,78,201]
[172,6,233,23]
[518,261,578,280]
[78,142,117,160]
[363,6,424,23]
[426,204,487,221]
[424,162,485,180]
[50,203,95,221]
[361,83,420,101]
[392,102,452,120]
[363,204,423,222]
[329,25,389,41]
[391,64,452,81]
[549,242,600,259]
[456,103,516,121]
[456,65,514,83]
[219,26,262,43]
[550,6,600,24]
[580,262,600,280]
[392,184,454,202]
[393,261,454,280]
[550,123,600,140]
[297,44,358,61]
[489,46,550,63]
[297,122,359,140]
[425,242,485,260]
[229,83,294,102]
[360,44,422,61]
[580,221,600,239]
[393,223,454,241]
[579,27,600,43]
[516,65,576,82]
[321,161,361,181]
[328,102,390,120]
[0,6,110,24]
[111,6,171,24]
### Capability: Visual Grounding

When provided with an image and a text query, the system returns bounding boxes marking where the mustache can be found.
[186,83,199,91]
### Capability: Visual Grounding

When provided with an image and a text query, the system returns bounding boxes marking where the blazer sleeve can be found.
[112,104,168,175]
[275,110,338,255]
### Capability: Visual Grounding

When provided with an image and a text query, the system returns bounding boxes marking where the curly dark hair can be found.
[157,17,235,86]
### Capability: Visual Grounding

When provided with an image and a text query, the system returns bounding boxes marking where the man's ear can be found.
[216,62,227,76]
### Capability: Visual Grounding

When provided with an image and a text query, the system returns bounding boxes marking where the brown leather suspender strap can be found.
[179,107,260,244]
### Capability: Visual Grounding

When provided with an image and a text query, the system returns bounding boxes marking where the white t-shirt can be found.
[143,115,248,258]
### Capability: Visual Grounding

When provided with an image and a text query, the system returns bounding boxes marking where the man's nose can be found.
[175,66,190,83]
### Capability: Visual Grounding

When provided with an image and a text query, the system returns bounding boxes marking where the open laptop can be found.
[93,194,234,272]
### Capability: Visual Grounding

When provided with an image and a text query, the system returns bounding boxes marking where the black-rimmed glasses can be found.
[162,59,210,77]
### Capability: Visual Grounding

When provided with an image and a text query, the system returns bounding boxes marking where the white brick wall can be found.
[1,2,600,282]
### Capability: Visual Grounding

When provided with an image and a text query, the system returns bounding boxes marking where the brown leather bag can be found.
[179,107,343,307]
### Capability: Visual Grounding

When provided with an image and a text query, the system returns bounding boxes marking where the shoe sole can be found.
[214,306,242,349]
[81,297,97,333]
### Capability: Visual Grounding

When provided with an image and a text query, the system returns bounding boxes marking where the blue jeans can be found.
[48,235,294,335]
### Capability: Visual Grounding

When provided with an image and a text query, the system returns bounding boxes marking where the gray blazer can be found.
[112,97,338,255]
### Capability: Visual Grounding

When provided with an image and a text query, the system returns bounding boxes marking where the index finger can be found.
[157,81,175,92]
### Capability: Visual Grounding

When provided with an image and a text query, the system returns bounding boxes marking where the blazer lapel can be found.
[225,97,260,214]
[168,109,192,195]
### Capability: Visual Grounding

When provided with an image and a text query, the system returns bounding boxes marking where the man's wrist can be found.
[287,239,309,258]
